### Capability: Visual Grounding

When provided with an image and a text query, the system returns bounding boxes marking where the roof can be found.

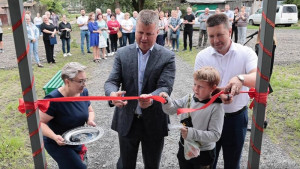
[186,0,226,3]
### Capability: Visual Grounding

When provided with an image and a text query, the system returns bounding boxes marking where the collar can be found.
[211,40,237,56]
[136,44,154,54]
[193,94,222,104]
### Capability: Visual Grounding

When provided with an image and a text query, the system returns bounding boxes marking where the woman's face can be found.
[68,71,87,94]
[103,15,107,21]
[43,17,49,23]
[111,16,115,20]
[235,9,239,13]
[25,17,31,24]
[91,14,95,20]
[98,14,103,20]
[124,14,129,19]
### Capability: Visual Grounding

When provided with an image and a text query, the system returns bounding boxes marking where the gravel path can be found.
[2,29,299,168]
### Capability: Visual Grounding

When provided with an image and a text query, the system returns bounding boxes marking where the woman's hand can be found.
[54,135,66,146]
[87,120,96,127]
[98,30,102,34]
[181,127,188,139]
[51,32,55,37]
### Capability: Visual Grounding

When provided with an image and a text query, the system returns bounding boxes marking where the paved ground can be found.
[2,29,300,168]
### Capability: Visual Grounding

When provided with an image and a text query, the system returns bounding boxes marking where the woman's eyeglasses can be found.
[69,78,88,85]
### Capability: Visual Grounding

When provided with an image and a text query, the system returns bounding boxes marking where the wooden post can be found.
[8,0,47,168]
[248,0,277,168]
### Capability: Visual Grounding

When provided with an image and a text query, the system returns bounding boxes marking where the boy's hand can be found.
[181,127,188,139]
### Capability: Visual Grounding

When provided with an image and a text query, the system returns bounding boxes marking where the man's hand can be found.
[220,93,233,104]
[139,94,153,109]
[224,76,243,96]
[181,127,188,139]
[87,120,96,127]
[110,91,128,108]
[54,135,66,146]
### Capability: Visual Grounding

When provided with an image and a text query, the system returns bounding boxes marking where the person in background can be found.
[215,8,221,14]
[169,10,181,52]
[50,12,59,28]
[176,6,182,19]
[160,66,224,169]
[96,8,102,16]
[25,14,43,67]
[88,12,100,62]
[130,11,138,44]
[164,11,171,47]
[97,13,108,59]
[182,7,195,51]
[45,11,53,24]
[106,9,112,21]
[41,15,57,64]
[103,13,112,56]
[104,10,176,169]
[25,10,34,22]
[0,18,3,53]
[120,12,133,46]
[194,14,257,169]
[115,8,124,47]
[224,4,234,26]
[34,13,43,36]
[77,9,92,55]
[231,7,239,43]
[236,6,248,45]
[156,11,166,46]
[107,13,120,54]
[40,62,96,169]
[59,15,72,57]
[198,8,211,48]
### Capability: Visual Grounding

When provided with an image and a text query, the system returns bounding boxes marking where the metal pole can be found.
[8,0,47,168]
[247,0,277,168]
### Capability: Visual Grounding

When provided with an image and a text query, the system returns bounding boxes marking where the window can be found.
[283,6,297,13]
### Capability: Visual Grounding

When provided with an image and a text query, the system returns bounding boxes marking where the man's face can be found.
[225,5,230,11]
[207,24,232,55]
[187,8,192,14]
[115,9,120,14]
[81,10,85,16]
[133,12,138,18]
[205,8,209,14]
[135,21,159,53]
[107,9,111,14]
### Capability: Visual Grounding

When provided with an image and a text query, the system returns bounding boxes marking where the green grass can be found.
[0,29,95,168]
[177,44,300,165]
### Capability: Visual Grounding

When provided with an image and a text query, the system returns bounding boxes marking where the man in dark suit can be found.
[104,9,176,169]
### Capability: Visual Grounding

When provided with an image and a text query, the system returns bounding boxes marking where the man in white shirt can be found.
[224,4,234,25]
[194,14,257,169]
[115,8,124,47]
[106,9,112,21]
[77,9,91,54]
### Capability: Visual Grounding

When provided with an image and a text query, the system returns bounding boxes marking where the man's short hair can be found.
[193,66,220,87]
[206,13,231,29]
[136,10,159,29]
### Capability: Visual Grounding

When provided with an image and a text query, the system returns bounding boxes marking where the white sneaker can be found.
[67,53,72,56]
[63,53,68,57]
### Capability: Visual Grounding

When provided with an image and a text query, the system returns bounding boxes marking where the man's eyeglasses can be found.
[69,78,88,85]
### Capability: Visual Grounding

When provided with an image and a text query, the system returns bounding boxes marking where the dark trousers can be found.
[117,116,164,169]
[156,34,165,46]
[61,38,70,53]
[45,142,86,169]
[198,30,207,47]
[122,33,132,47]
[231,25,238,43]
[110,34,118,52]
[183,30,193,50]
[118,28,123,47]
[213,107,248,169]
[106,39,110,53]
[43,39,55,63]
[130,32,135,44]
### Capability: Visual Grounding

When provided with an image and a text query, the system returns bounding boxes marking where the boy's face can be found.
[193,79,216,101]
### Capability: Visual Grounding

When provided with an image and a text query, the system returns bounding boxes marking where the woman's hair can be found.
[124,12,130,18]
[110,13,116,18]
[61,62,86,81]
[206,13,231,29]
[234,7,239,12]
[136,9,159,29]
[88,12,95,22]
[97,13,103,19]
[25,14,31,20]
[193,66,220,87]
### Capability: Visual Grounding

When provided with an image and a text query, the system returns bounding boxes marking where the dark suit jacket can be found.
[104,43,176,138]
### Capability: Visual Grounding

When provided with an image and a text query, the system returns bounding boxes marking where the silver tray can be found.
[62,126,104,145]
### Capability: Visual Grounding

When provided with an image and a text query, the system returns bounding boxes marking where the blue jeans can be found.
[36,24,41,35]
[61,38,70,53]
[156,34,165,46]
[122,32,131,47]
[238,27,247,45]
[130,32,135,44]
[80,30,90,53]
[213,107,248,169]
[29,40,40,63]
[172,31,180,50]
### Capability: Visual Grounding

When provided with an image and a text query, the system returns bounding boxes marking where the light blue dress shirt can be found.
[136,44,154,114]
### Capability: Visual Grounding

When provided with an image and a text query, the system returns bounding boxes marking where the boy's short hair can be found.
[193,66,220,87]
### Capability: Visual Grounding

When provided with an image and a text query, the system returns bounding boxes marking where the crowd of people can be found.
[34,4,263,169]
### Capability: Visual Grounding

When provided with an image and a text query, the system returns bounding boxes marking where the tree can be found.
[40,0,65,14]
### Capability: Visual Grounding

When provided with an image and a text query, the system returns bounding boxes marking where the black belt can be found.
[225,106,247,117]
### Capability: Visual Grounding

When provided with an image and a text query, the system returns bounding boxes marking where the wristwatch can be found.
[237,75,245,84]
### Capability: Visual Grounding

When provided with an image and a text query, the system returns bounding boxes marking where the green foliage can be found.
[40,0,65,14]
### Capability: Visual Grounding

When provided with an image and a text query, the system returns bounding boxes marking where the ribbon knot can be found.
[248,88,269,109]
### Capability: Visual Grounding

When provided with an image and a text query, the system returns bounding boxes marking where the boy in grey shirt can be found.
[160,66,224,168]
